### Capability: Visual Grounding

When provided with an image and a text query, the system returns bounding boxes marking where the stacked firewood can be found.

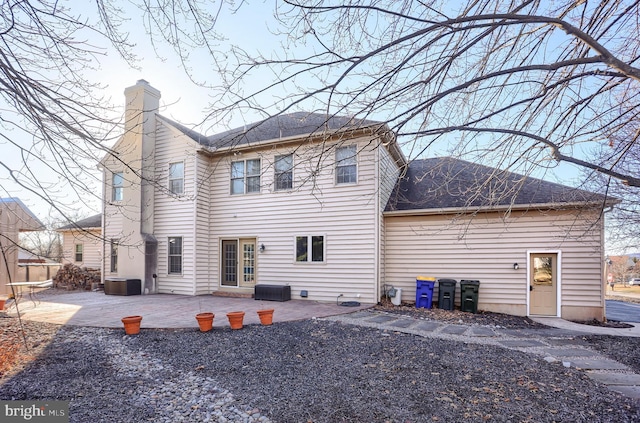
[53,264,101,290]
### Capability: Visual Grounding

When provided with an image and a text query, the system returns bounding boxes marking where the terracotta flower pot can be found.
[195,312,215,332]
[0,299,5,311]
[226,311,245,330]
[257,309,275,326]
[121,315,143,335]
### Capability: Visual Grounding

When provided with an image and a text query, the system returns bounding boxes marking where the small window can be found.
[110,239,118,272]
[231,159,261,194]
[169,162,184,195]
[74,244,83,262]
[336,145,357,184]
[275,154,293,191]
[112,172,124,201]
[168,237,183,274]
[296,235,324,262]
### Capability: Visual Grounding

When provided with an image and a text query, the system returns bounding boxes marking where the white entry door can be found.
[529,253,558,316]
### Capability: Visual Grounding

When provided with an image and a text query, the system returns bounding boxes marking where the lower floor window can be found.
[168,237,183,274]
[110,240,118,272]
[75,244,83,262]
[296,235,324,262]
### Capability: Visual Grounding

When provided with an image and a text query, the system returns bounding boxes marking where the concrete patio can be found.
[3,290,372,329]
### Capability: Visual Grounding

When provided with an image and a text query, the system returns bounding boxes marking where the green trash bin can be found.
[460,280,480,313]
[437,279,457,311]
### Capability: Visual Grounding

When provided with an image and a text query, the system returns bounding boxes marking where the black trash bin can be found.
[437,279,457,311]
[460,280,480,313]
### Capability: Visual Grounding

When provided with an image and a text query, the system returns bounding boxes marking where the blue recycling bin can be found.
[415,276,436,309]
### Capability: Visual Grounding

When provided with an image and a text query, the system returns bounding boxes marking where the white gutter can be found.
[383,201,614,217]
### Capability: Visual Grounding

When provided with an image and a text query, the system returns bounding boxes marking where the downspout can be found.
[97,164,106,286]
[193,153,199,296]
[374,142,380,304]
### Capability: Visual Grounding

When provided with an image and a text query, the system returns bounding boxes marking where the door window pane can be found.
[243,243,255,283]
[222,240,238,286]
[533,256,553,285]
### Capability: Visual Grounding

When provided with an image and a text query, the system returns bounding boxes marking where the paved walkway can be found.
[4,290,640,401]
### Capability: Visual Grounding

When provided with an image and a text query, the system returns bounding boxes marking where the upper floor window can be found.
[112,172,124,201]
[274,154,293,191]
[74,244,83,262]
[169,162,184,195]
[336,145,357,184]
[296,235,324,263]
[231,159,261,194]
[168,236,183,274]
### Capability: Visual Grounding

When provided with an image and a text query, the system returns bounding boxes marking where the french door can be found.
[221,239,256,288]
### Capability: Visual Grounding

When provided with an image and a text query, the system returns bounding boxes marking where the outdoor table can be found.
[6,280,53,307]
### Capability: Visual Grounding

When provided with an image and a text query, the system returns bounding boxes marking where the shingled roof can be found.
[385,157,609,212]
[160,112,384,149]
[58,214,102,230]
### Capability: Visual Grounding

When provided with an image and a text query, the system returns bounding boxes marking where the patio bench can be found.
[254,284,291,302]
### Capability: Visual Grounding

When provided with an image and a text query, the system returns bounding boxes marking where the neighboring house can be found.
[100,80,613,321]
[17,248,61,282]
[57,214,103,269]
[0,198,44,296]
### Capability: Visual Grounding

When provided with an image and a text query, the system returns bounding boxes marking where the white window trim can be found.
[230,159,261,195]
[74,243,83,263]
[294,234,326,264]
[112,171,124,202]
[168,236,184,275]
[109,239,118,273]
[168,161,185,195]
[274,154,294,191]
[335,145,358,185]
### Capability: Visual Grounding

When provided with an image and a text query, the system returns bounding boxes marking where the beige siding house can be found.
[100,80,612,321]
[57,214,102,269]
[0,198,43,296]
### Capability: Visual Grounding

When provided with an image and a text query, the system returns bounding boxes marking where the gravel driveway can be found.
[1,315,639,422]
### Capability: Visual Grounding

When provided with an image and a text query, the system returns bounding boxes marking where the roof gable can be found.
[160,112,385,149]
[0,197,44,231]
[385,157,609,212]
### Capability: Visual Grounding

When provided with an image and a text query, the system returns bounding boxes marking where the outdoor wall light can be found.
[259,243,266,252]
[513,263,519,270]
